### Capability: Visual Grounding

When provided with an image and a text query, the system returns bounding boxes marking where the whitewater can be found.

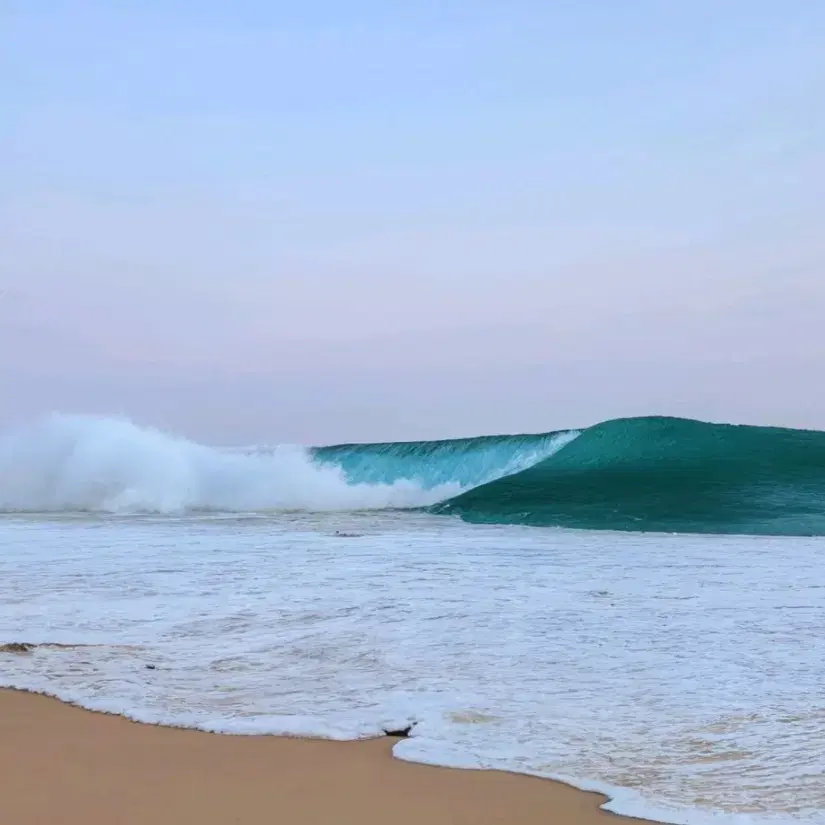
[2,414,825,825]
[0,414,578,513]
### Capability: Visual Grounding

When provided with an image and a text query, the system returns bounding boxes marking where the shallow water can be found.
[1,512,823,824]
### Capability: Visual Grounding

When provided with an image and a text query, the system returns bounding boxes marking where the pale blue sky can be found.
[2,2,823,443]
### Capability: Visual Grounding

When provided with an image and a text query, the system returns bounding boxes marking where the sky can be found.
[2,1,824,444]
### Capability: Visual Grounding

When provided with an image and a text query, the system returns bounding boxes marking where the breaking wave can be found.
[2,413,825,535]
[0,414,571,514]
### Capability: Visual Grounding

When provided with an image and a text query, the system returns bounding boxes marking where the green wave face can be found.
[432,417,825,535]
[313,431,573,490]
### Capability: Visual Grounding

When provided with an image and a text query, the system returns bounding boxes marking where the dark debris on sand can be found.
[382,724,414,738]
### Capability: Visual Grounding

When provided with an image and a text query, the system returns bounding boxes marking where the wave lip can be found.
[313,430,578,490]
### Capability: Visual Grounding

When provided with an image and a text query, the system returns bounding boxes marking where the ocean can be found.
[1,413,824,824]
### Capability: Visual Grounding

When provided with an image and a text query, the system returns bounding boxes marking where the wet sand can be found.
[0,688,654,825]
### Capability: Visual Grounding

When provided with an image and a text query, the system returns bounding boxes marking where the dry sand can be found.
[0,688,653,825]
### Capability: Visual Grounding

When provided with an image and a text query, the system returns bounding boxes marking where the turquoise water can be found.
[317,416,825,536]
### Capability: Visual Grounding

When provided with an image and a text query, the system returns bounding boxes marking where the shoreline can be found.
[0,687,658,825]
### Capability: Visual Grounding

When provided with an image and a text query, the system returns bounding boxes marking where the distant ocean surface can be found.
[1,414,824,824]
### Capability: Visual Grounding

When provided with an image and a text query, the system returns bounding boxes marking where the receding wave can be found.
[2,413,824,535]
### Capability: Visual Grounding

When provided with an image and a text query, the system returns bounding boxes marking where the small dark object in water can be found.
[145,664,157,670]
[334,530,362,538]
[382,724,414,738]
[0,642,35,654]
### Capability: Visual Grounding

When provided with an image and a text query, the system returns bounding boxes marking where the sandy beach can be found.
[0,688,654,825]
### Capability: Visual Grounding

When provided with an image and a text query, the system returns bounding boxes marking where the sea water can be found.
[1,415,824,824]
[1,514,823,824]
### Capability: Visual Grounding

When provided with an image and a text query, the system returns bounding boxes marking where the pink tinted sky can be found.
[2,2,823,443]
